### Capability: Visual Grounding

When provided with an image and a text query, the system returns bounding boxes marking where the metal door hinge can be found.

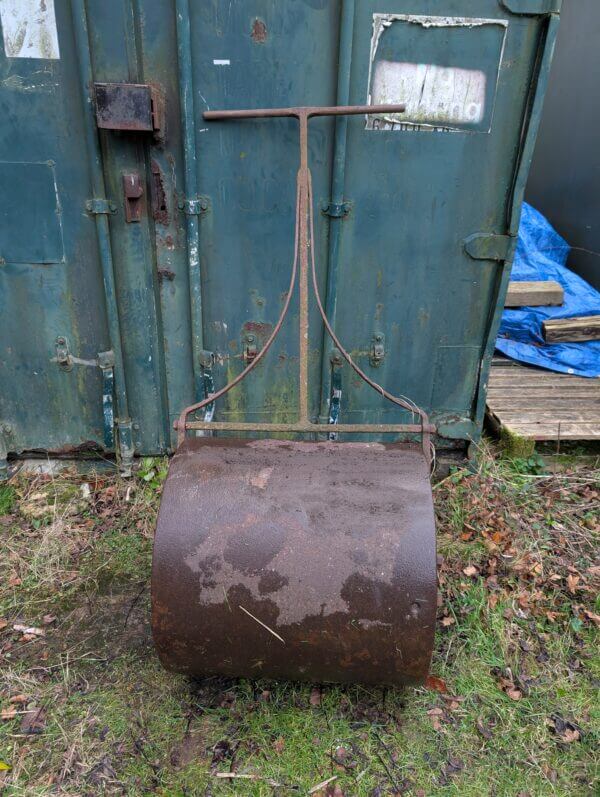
[500,0,561,14]
[464,232,515,262]
[179,197,209,215]
[370,334,385,367]
[86,198,117,215]
[321,200,351,218]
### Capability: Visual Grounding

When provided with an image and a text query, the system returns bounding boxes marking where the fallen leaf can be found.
[583,610,600,627]
[566,574,580,594]
[424,675,447,694]
[1,708,17,721]
[309,688,322,706]
[506,687,522,701]
[42,614,57,625]
[463,565,478,577]
[440,616,455,627]
[427,707,443,717]
[0,619,7,631]
[476,717,493,740]
[548,714,582,744]
[0,761,11,772]
[20,706,46,735]
[561,727,581,743]
[8,577,21,587]
[9,695,27,705]
[13,624,45,637]
[272,737,285,754]
[211,739,231,764]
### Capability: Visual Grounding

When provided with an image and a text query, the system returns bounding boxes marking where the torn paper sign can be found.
[0,0,60,59]
[371,61,487,127]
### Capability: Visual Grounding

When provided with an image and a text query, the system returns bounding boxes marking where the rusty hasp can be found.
[152,103,438,685]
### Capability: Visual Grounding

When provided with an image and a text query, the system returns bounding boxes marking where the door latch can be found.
[243,332,258,362]
[55,336,73,371]
[370,333,385,367]
[123,173,144,222]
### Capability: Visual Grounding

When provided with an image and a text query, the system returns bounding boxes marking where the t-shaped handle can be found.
[178,101,431,458]
[204,103,406,121]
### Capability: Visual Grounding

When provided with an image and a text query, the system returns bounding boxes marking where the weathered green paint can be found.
[0,0,560,459]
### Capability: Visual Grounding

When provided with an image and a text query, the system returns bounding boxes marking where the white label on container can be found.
[371,61,486,127]
[0,0,60,59]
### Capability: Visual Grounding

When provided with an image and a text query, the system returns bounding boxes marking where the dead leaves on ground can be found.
[436,472,599,629]
[547,714,583,746]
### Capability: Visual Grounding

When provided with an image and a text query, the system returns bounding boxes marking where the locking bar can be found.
[328,366,342,441]
[98,350,115,449]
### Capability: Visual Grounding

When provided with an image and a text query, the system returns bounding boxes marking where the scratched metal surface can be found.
[0,1,560,456]
[152,437,437,684]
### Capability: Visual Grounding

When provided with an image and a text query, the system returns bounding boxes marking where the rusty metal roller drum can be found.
[152,437,436,685]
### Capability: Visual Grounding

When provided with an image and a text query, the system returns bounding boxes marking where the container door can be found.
[0,0,112,456]
[331,1,559,443]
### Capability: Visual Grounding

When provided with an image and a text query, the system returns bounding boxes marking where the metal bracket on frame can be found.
[464,232,514,262]
[370,333,385,367]
[179,196,209,215]
[321,200,351,218]
[86,198,117,215]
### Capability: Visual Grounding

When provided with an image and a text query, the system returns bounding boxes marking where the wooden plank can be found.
[487,398,600,409]
[486,359,600,441]
[487,388,599,398]
[496,411,599,423]
[505,280,564,307]
[488,373,593,385]
[503,422,600,441]
[542,315,600,343]
[489,368,586,380]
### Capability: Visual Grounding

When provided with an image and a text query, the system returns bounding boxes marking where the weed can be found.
[0,484,16,515]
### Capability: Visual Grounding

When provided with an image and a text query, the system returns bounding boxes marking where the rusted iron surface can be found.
[152,437,437,685]
[95,83,154,131]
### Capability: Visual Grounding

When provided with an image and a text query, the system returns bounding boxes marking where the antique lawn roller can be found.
[152,105,437,686]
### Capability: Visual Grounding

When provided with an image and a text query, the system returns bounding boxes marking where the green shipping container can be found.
[0,0,561,474]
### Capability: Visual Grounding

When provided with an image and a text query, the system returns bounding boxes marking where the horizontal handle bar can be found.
[203,104,406,121]
[180,421,435,434]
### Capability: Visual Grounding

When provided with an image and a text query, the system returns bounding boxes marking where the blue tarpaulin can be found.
[496,203,600,378]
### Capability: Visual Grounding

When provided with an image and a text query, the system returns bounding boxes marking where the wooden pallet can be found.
[486,360,600,441]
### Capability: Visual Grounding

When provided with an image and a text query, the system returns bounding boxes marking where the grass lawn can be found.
[0,443,598,795]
